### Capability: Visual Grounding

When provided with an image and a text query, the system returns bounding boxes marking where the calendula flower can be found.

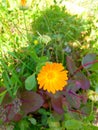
[21,0,26,6]
[37,63,68,94]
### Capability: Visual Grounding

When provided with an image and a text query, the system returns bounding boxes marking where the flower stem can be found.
[23,10,28,39]
[73,60,98,75]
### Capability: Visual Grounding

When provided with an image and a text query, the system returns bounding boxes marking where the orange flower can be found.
[37,63,68,94]
[21,0,26,6]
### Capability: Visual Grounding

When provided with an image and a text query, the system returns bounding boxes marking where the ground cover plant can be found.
[0,0,98,129]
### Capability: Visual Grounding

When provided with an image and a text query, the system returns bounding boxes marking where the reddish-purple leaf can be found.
[77,78,90,90]
[51,96,64,114]
[20,91,44,114]
[66,90,81,109]
[6,104,16,121]
[75,72,90,90]
[67,80,81,92]
[66,56,77,75]
[82,53,96,69]
[6,110,22,122]
[80,94,87,104]
[63,81,81,109]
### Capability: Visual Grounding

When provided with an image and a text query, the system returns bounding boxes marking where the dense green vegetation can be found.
[0,0,98,129]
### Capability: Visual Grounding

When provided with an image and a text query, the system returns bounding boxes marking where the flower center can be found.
[47,72,54,79]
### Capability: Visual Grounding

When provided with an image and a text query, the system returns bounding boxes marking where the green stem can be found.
[91,101,94,114]
[41,44,45,56]
[23,10,28,39]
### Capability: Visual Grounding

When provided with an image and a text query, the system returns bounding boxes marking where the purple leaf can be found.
[51,96,64,114]
[77,78,90,90]
[64,80,81,109]
[67,80,81,92]
[6,104,16,121]
[75,72,90,90]
[80,94,87,104]
[20,91,44,114]
[82,53,96,69]
[7,111,22,122]
[65,90,81,109]
[66,56,77,75]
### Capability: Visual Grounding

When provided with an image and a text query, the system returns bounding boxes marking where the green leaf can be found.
[30,50,39,62]
[38,56,48,63]
[25,73,37,91]
[3,73,13,97]
[0,90,7,105]
[95,84,98,93]
[36,62,46,74]
[19,120,29,130]
[28,117,37,125]
[89,62,98,71]
[38,35,51,45]
[83,124,98,130]
[36,56,48,73]
[63,119,82,130]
